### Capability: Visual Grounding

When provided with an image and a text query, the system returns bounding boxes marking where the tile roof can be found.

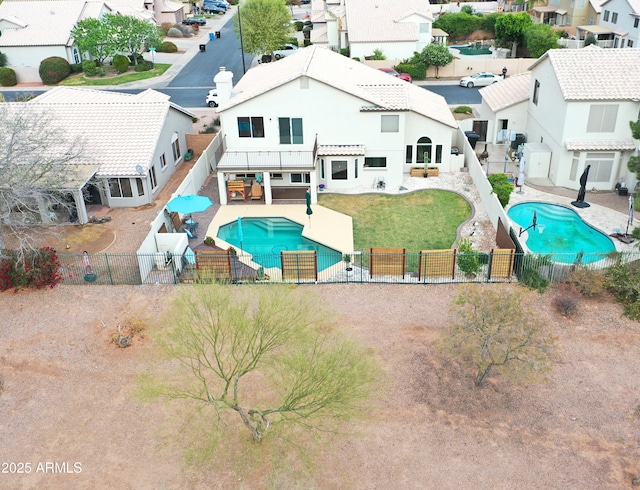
[479,72,531,111]
[565,140,636,151]
[317,144,366,156]
[345,0,433,43]
[529,47,640,101]
[0,0,106,47]
[221,46,456,128]
[29,87,194,177]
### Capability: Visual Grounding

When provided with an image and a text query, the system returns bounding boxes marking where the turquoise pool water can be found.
[508,202,615,264]
[217,217,342,271]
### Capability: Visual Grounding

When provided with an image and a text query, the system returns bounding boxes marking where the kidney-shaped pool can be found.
[508,202,615,264]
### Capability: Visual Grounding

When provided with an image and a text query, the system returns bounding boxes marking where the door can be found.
[472,120,488,142]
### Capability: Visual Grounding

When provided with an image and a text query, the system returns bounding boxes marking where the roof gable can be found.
[479,72,531,111]
[221,46,456,128]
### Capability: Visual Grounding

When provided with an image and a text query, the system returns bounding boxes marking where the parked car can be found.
[378,67,412,83]
[273,43,299,60]
[205,89,219,107]
[203,5,225,14]
[204,1,227,10]
[459,72,502,88]
[182,17,207,25]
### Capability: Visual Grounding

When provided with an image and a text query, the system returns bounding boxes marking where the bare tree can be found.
[442,284,556,387]
[139,285,379,451]
[0,103,85,259]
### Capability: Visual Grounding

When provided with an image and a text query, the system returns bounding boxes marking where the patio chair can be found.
[250,182,263,200]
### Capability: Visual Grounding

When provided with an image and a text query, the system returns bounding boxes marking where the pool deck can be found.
[206,204,354,256]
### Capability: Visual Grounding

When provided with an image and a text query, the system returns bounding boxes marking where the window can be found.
[149,165,158,189]
[533,79,540,105]
[171,133,181,162]
[290,173,310,183]
[321,159,325,179]
[73,48,81,64]
[612,12,618,23]
[364,157,387,168]
[603,10,609,21]
[332,160,348,180]
[416,137,432,164]
[234,173,256,179]
[136,178,145,197]
[279,118,303,144]
[435,145,442,164]
[381,115,399,132]
[355,158,358,179]
[237,117,264,138]
[419,23,429,33]
[635,18,639,28]
[108,178,133,198]
[160,153,167,169]
[405,145,413,164]
[570,152,580,181]
[629,40,635,47]
[271,173,283,180]
[585,152,614,182]
[587,104,618,132]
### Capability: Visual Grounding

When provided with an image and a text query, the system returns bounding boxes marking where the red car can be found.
[378,67,412,83]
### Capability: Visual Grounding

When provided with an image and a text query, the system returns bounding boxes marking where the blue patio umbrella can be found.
[305,189,313,226]
[166,195,213,215]
[237,217,244,250]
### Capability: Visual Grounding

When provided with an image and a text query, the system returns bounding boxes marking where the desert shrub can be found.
[454,105,473,114]
[369,49,386,60]
[456,237,481,275]
[39,56,71,85]
[605,259,640,320]
[167,26,185,38]
[0,248,62,291]
[487,173,514,208]
[395,62,427,79]
[112,54,130,74]
[82,59,98,76]
[553,284,580,317]
[134,61,154,72]
[566,267,606,297]
[158,22,174,35]
[158,41,178,53]
[0,51,7,67]
[0,67,17,87]
[519,266,549,293]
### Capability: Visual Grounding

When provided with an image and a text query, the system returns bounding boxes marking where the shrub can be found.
[82,59,98,76]
[158,41,178,53]
[487,173,514,208]
[13,93,37,102]
[158,22,174,36]
[167,27,184,38]
[519,267,549,293]
[134,61,153,72]
[369,49,386,60]
[340,47,350,57]
[605,259,640,320]
[553,284,580,317]
[0,248,62,291]
[0,51,7,67]
[584,35,597,46]
[113,54,130,74]
[454,105,473,114]
[395,62,427,79]
[566,267,606,297]
[293,21,303,31]
[0,67,17,87]
[39,56,71,85]
[128,53,145,65]
[456,237,481,275]
[70,62,84,74]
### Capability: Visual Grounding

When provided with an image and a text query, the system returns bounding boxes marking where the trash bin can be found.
[215,31,221,38]
[209,32,215,41]
[510,133,526,150]
[464,131,480,150]
[199,44,206,52]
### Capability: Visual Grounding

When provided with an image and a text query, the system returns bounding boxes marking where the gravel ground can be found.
[1,283,639,488]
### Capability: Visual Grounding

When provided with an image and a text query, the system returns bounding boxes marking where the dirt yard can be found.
[1,283,639,489]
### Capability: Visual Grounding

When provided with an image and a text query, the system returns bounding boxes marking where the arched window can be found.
[72,48,81,64]
[417,137,432,164]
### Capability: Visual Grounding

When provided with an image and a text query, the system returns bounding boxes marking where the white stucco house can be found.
[597,0,640,47]
[211,46,458,206]
[479,47,640,191]
[0,0,112,83]
[27,86,195,223]
[311,0,434,61]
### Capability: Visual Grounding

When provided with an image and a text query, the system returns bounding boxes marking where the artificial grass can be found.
[318,190,471,254]
[59,64,171,86]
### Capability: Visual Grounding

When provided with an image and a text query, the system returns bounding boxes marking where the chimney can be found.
[213,67,234,102]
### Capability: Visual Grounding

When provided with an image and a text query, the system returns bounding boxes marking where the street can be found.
[419,82,482,105]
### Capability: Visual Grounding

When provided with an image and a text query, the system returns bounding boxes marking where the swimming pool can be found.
[508,202,615,264]
[217,217,342,271]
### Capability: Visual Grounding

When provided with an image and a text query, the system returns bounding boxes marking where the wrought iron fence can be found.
[57,249,640,286]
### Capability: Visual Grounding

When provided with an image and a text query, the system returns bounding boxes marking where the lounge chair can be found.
[250,182,263,200]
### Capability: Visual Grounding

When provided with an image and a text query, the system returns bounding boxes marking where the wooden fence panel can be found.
[281,250,317,281]
[195,249,233,282]
[370,248,406,278]
[489,248,515,279]
[418,249,456,280]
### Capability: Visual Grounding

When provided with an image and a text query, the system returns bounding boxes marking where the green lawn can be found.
[59,64,171,86]
[318,190,472,254]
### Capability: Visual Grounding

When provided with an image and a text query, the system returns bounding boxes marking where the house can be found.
[212,46,457,205]
[27,86,195,223]
[480,47,640,191]
[531,0,602,27]
[106,0,186,26]
[0,0,112,83]
[311,0,434,61]
[578,0,640,47]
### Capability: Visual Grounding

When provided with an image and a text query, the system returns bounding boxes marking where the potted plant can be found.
[343,253,353,274]
[228,246,237,255]
[423,155,431,178]
[203,236,215,247]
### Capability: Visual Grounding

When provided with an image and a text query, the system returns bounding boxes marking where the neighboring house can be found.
[0,0,112,83]
[578,0,640,47]
[211,46,457,205]
[531,0,600,27]
[106,0,186,25]
[312,0,434,61]
[480,47,640,191]
[27,86,195,223]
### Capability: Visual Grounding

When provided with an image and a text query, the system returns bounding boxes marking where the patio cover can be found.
[61,164,100,190]
[577,25,617,35]
[565,140,636,151]
[216,150,315,171]
[317,144,365,156]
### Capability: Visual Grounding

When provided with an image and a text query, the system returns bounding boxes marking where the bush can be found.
[605,259,640,320]
[0,67,17,87]
[39,56,71,85]
[0,51,7,68]
[13,93,38,102]
[519,267,549,293]
[158,22,174,36]
[113,54,130,74]
[82,59,98,76]
[487,173,514,208]
[584,35,597,46]
[553,285,580,317]
[395,62,427,80]
[167,27,184,38]
[293,21,303,31]
[0,248,62,291]
[70,62,84,74]
[340,47,350,57]
[454,105,473,114]
[134,61,154,72]
[158,41,178,53]
[456,237,481,275]
[128,53,145,65]
[566,267,606,297]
